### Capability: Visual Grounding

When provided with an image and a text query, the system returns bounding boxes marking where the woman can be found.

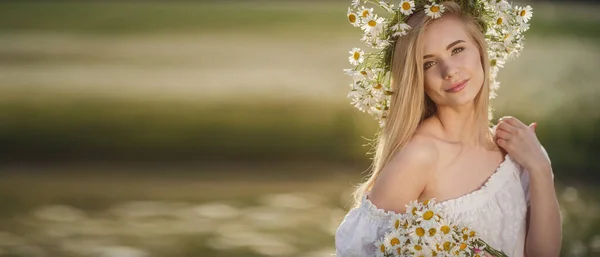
[336,1,561,256]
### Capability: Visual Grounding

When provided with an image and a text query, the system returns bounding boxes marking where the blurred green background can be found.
[0,0,598,256]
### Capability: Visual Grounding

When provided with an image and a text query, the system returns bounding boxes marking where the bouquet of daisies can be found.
[374,199,508,257]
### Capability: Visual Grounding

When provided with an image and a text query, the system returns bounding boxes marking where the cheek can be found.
[423,72,441,95]
[466,51,484,75]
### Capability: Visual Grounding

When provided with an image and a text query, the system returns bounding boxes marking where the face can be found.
[421,15,484,108]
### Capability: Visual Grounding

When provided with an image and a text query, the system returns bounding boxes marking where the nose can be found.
[442,60,460,80]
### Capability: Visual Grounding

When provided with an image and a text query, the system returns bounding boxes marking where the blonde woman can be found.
[336,1,561,256]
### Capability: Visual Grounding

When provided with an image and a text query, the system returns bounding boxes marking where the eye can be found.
[424,61,436,69]
[452,47,465,55]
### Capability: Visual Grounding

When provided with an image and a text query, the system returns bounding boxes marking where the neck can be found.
[433,102,481,146]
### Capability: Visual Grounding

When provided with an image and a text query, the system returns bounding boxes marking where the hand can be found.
[494,116,551,175]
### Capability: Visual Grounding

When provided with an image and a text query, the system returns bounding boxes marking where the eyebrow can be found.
[423,40,465,59]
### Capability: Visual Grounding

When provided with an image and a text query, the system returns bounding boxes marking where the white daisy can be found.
[490,0,511,12]
[361,15,386,36]
[489,58,505,76]
[369,82,387,97]
[344,68,370,82]
[358,6,374,19]
[398,0,415,15]
[516,5,533,23]
[415,205,442,230]
[391,23,411,37]
[502,32,515,46]
[348,48,365,66]
[374,38,391,49]
[425,3,445,19]
[389,213,407,230]
[347,8,360,27]
[404,199,421,217]
[378,0,394,13]
[494,12,507,26]
[490,80,501,91]
[383,230,405,250]
[519,21,531,32]
[437,219,457,241]
[373,238,387,257]
[360,32,376,45]
[359,93,378,110]
[405,239,429,256]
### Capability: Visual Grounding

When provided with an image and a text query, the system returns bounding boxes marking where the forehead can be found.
[422,15,471,52]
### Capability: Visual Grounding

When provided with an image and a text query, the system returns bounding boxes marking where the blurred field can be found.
[0,165,598,257]
[0,1,599,256]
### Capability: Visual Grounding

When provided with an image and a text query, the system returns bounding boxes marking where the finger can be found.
[497,120,517,133]
[498,116,525,128]
[495,129,512,140]
[496,138,508,148]
[529,122,537,132]
[503,116,527,129]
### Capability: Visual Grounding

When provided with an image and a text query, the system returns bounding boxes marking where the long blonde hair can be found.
[352,2,496,208]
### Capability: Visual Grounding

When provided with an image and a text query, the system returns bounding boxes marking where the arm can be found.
[368,136,437,213]
[524,163,562,257]
[494,116,562,257]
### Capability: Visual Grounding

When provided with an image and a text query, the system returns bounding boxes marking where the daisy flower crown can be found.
[345,0,533,127]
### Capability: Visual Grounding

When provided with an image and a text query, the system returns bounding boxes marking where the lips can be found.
[446,79,469,92]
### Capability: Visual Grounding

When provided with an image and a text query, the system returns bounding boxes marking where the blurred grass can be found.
[0,1,598,38]
[0,1,345,35]
[0,167,598,256]
[0,95,373,163]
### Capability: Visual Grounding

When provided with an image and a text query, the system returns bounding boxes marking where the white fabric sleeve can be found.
[335,197,394,257]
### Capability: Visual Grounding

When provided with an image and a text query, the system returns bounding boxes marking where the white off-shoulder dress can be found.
[335,140,552,257]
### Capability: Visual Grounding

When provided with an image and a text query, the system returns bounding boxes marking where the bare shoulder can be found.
[368,134,439,214]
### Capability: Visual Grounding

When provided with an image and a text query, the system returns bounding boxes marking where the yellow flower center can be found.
[462,234,469,240]
[368,20,377,27]
[520,10,527,17]
[380,244,385,252]
[491,59,497,66]
[353,52,360,60]
[360,71,367,76]
[496,17,503,25]
[396,247,402,254]
[374,83,382,89]
[348,14,357,23]
[432,251,438,256]
[423,199,430,205]
[423,210,434,220]
[362,10,370,17]
[402,2,411,10]
[414,245,422,250]
[391,237,400,246]
[443,242,451,251]
[441,225,450,234]
[416,227,425,237]
[470,231,476,237]
[395,220,400,229]
[428,228,437,236]
[460,243,467,250]
[430,5,440,13]
[412,207,417,215]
